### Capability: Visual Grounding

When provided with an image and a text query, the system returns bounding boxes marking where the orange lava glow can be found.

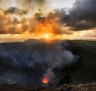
[42,76,49,84]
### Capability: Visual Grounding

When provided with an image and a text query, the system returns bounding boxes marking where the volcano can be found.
[0,39,85,87]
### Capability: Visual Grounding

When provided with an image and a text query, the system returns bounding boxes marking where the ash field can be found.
[0,40,96,91]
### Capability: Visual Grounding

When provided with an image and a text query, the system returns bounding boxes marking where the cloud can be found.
[81,29,96,37]
[19,0,46,10]
[0,8,73,34]
[61,0,96,30]
[0,0,2,2]
[5,7,27,15]
[0,0,96,35]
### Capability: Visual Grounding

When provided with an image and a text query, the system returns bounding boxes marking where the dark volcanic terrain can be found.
[67,40,96,83]
[0,40,96,90]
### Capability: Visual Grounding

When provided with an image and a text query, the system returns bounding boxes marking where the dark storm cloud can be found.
[0,40,80,86]
[61,0,96,30]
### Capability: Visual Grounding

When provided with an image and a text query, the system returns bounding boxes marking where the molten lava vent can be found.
[42,76,49,84]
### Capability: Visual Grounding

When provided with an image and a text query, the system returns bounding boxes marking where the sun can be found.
[44,34,50,39]
[40,34,55,42]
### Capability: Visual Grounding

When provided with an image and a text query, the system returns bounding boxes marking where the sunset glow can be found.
[0,0,95,43]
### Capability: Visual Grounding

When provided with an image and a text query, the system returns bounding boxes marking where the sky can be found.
[47,0,76,10]
[0,0,96,42]
[0,0,76,10]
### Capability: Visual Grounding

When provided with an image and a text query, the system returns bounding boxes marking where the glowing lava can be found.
[42,76,49,84]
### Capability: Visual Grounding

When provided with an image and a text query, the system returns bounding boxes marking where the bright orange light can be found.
[44,34,50,39]
[0,9,83,42]
[42,76,49,84]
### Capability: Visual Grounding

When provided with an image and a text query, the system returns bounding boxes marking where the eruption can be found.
[0,40,82,87]
[42,76,49,84]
